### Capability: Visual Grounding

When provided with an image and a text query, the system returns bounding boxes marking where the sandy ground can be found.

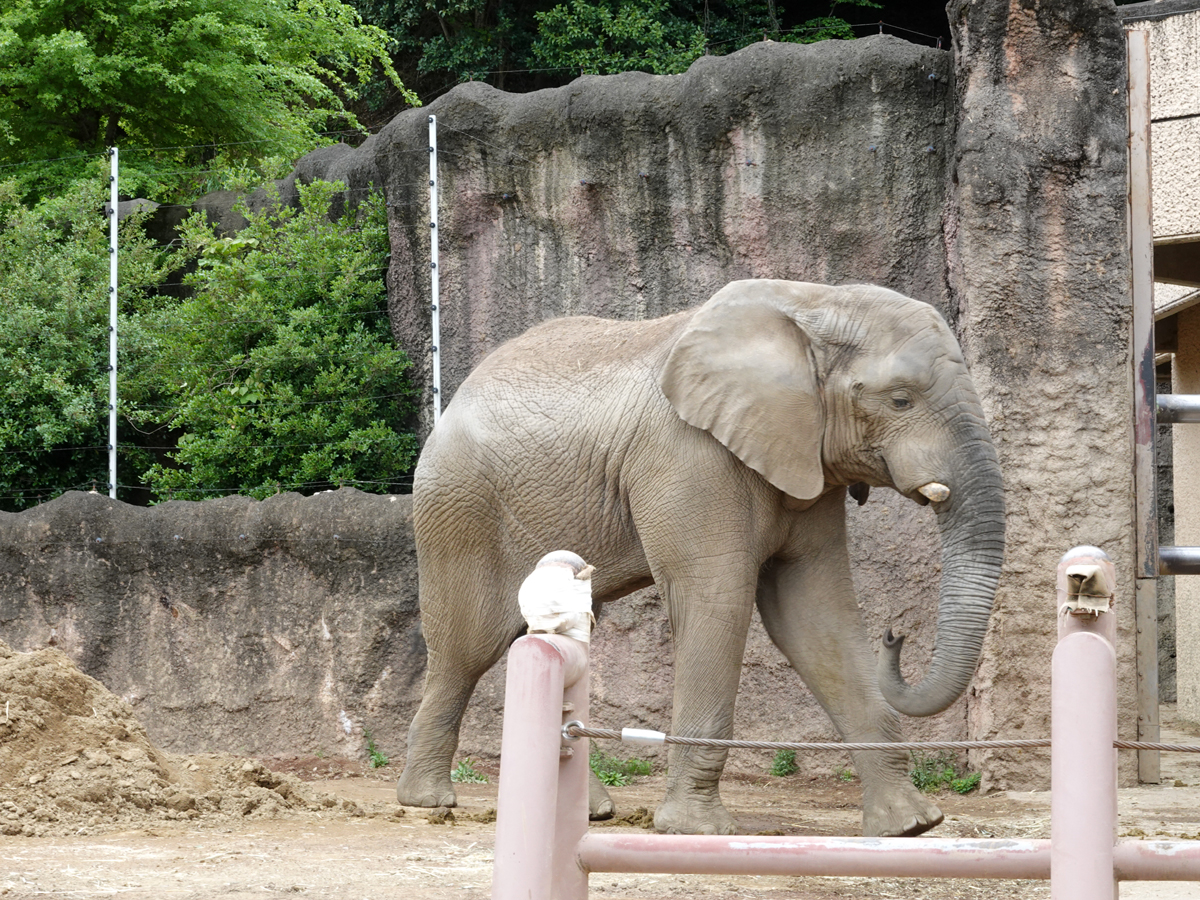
[5,708,1200,899]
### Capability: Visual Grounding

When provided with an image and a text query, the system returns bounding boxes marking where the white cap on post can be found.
[518,551,596,643]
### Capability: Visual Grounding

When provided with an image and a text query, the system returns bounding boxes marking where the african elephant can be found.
[396,279,1005,837]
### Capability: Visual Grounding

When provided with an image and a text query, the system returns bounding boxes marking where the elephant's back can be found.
[439,312,687,435]
[413,311,689,547]
[468,312,688,384]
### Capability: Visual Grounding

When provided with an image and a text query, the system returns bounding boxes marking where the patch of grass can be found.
[451,756,489,784]
[364,729,389,769]
[768,749,798,777]
[590,749,652,786]
[951,771,981,794]
[835,766,857,783]
[910,751,980,794]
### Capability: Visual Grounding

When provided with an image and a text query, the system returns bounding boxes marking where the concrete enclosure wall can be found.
[0,0,1140,788]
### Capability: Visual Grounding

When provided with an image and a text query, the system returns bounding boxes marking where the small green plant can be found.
[835,766,857,783]
[451,757,489,784]
[590,749,652,787]
[768,749,798,777]
[951,771,982,795]
[910,751,980,794]
[364,729,389,769]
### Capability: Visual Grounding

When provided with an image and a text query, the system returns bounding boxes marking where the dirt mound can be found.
[0,640,389,837]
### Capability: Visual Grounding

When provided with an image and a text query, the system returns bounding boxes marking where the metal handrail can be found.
[1157,394,1200,424]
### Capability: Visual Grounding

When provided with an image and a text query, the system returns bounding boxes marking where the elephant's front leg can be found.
[758,505,943,837]
[653,560,757,835]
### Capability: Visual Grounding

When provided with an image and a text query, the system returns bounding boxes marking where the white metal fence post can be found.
[108,146,118,500]
[428,115,441,425]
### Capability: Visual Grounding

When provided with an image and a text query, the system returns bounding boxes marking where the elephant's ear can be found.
[660,288,826,500]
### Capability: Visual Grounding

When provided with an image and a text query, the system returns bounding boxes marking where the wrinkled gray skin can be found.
[397,280,1005,837]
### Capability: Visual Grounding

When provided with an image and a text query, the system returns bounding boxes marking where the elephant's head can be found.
[659,279,1004,717]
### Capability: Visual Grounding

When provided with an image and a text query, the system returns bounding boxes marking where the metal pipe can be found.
[1114,839,1200,880]
[1129,28,1157,580]
[577,833,1051,879]
[1158,545,1200,575]
[1156,394,1200,423]
[1127,28,1162,785]
[491,634,589,900]
[1051,549,1117,900]
[108,146,118,500]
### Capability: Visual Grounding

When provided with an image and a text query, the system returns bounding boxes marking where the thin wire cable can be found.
[143,308,388,331]
[0,151,108,172]
[149,265,392,291]
[568,725,1200,755]
[437,122,536,165]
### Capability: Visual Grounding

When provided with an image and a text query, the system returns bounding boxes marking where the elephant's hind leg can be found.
[396,572,526,810]
[396,659,481,808]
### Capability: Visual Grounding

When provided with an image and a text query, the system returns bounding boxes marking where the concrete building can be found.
[1125,1,1200,719]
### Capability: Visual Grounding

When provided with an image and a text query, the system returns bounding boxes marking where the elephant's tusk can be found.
[917,482,951,503]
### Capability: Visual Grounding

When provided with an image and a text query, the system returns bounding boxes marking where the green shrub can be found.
[590,748,652,786]
[951,771,982,795]
[768,749,799,777]
[451,757,489,784]
[0,173,175,510]
[127,180,418,500]
[364,729,389,769]
[910,751,981,794]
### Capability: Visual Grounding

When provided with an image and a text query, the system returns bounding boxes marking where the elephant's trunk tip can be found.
[878,627,957,718]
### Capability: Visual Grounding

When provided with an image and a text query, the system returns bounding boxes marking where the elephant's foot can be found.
[653,794,738,835]
[396,767,457,809]
[862,784,943,837]
[589,773,615,821]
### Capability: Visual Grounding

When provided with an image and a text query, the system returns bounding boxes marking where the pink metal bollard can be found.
[1051,546,1118,900]
[491,632,590,900]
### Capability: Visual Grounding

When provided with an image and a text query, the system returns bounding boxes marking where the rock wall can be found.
[376,36,955,413]
[0,491,421,761]
[946,0,1136,787]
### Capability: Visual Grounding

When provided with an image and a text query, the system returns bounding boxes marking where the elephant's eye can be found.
[890,396,913,410]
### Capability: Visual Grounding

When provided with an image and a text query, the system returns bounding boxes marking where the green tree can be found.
[126,181,418,501]
[531,0,880,77]
[348,0,882,101]
[0,170,174,511]
[531,0,706,76]
[0,0,416,197]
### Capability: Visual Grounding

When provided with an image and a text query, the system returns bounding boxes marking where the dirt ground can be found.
[5,640,1200,899]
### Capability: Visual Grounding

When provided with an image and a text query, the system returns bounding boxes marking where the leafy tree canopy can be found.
[125,181,418,501]
[0,0,416,197]
[0,175,417,510]
[351,0,881,103]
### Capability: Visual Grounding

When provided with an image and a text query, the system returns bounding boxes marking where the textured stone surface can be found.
[0,490,422,761]
[1125,5,1200,240]
[946,0,1135,789]
[376,36,955,421]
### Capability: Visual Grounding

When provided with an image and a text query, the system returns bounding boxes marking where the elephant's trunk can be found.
[878,426,1005,717]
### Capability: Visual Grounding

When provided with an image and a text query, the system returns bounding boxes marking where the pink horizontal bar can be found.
[578,833,1051,880]
[1115,840,1200,881]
